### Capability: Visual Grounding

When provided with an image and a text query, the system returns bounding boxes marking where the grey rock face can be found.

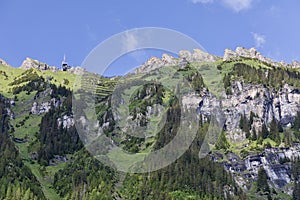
[198,82,300,141]
[31,101,51,114]
[57,115,75,129]
[31,98,60,115]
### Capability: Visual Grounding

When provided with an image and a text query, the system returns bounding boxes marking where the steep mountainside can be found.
[0,48,300,199]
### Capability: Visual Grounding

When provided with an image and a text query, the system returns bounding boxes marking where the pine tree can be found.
[270,118,280,143]
[252,128,257,140]
[215,131,230,150]
[257,168,270,193]
[23,188,31,200]
[294,112,300,132]
[261,123,269,139]
[293,182,300,200]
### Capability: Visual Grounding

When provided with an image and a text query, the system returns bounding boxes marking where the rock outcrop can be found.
[31,98,60,115]
[19,57,85,74]
[57,115,75,129]
[0,58,10,67]
[223,47,300,69]
[20,57,59,71]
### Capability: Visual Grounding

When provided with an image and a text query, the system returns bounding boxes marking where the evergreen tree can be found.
[293,182,300,200]
[257,168,270,193]
[252,128,257,141]
[270,118,280,143]
[239,113,251,138]
[215,131,230,150]
[293,158,300,200]
[261,123,269,139]
[294,112,300,132]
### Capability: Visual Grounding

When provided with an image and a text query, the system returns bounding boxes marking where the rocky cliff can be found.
[196,82,300,142]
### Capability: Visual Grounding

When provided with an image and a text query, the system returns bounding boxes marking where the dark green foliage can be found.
[153,98,180,150]
[177,65,205,93]
[249,111,256,125]
[0,70,8,79]
[223,62,300,90]
[223,73,232,95]
[53,150,116,199]
[96,96,115,135]
[257,168,270,193]
[251,128,257,141]
[239,113,251,138]
[293,111,300,132]
[112,83,168,152]
[215,131,230,150]
[121,122,245,199]
[292,158,300,200]
[269,118,281,144]
[50,84,72,99]
[284,131,293,147]
[121,134,145,153]
[261,123,269,139]
[264,142,272,149]
[292,157,300,182]
[9,69,46,94]
[279,156,290,164]
[37,86,83,165]
[0,94,45,199]
[293,182,300,200]
[188,71,205,93]
[129,83,165,117]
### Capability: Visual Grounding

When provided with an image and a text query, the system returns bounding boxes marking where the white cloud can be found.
[267,5,281,17]
[221,0,253,12]
[122,31,147,63]
[86,24,97,41]
[252,32,266,48]
[190,0,254,13]
[122,31,139,52]
[191,0,213,4]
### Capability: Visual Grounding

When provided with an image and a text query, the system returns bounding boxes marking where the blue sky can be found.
[1,0,300,75]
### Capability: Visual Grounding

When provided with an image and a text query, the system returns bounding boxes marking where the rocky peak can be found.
[20,57,58,71]
[19,57,85,74]
[135,49,218,74]
[135,56,163,74]
[0,58,10,67]
[223,47,300,69]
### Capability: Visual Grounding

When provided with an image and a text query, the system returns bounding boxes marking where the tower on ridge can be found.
[61,54,69,71]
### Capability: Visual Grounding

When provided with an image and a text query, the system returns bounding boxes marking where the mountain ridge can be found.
[1,46,300,77]
[1,47,300,199]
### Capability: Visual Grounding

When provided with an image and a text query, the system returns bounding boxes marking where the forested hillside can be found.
[1,47,300,199]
